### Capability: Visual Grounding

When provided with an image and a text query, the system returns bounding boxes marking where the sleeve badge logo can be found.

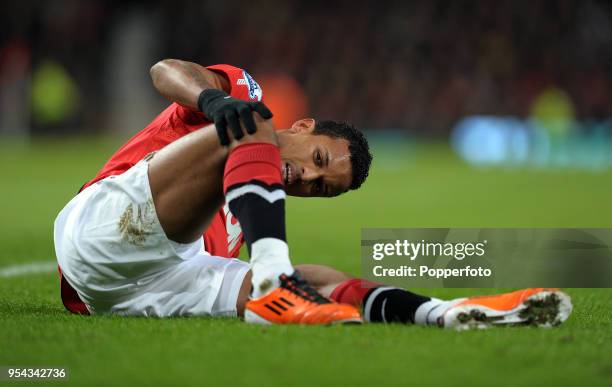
[239,71,263,101]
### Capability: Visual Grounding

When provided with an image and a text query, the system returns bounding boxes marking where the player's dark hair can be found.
[313,120,373,191]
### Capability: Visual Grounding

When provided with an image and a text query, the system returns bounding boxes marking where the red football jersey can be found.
[81,64,264,258]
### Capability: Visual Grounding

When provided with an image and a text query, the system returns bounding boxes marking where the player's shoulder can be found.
[207,64,263,102]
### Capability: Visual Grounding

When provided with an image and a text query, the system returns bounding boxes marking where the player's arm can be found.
[150,59,273,145]
[150,59,228,110]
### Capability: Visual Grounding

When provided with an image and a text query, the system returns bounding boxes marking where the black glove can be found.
[198,89,273,146]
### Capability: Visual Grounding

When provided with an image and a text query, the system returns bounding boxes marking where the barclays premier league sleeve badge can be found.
[242,71,263,101]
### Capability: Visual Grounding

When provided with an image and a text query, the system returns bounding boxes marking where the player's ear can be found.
[288,118,315,134]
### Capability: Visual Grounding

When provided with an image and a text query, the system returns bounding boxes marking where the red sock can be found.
[223,143,282,191]
[329,278,383,306]
[223,143,286,249]
[330,279,432,323]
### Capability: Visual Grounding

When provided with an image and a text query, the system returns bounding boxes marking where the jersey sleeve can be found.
[171,64,265,128]
[206,64,264,102]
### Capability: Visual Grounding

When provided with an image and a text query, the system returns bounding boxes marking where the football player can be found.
[54,60,572,328]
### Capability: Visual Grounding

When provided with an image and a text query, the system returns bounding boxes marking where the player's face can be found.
[277,119,352,197]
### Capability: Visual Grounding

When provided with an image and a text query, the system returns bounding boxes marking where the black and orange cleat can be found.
[245,271,362,325]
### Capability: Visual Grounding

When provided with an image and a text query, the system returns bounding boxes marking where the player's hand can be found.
[198,89,273,146]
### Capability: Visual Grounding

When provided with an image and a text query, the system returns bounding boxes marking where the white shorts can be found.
[53,160,249,317]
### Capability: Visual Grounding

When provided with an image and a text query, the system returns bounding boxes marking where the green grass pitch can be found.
[1,137,611,386]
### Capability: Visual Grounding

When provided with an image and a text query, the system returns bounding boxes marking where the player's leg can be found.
[144,117,360,324]
[147,124,229,243]
[293,264,573,329]
[105,253,252,317]
[146,119,291,294]
[219,119,360,324]
[297,264,431,324]
[293,264,352,298]
[54,154,252,317]
[236,271,252,317]
[233,265,429,322]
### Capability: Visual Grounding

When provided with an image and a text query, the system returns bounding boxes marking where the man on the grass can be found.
[53,59,572,328]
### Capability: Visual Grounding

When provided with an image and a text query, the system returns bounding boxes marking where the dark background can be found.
[2,0,611,137]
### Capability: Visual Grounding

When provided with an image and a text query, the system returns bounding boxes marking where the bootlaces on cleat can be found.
[279,271,330,304]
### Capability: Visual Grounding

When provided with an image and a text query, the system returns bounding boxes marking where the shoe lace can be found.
[280,271,330,304]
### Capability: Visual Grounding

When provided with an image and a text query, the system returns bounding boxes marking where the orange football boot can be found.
[244,272,362,325]
[439,288,572,330]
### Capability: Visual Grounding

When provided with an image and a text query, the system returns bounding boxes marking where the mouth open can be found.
[283,162,290,185]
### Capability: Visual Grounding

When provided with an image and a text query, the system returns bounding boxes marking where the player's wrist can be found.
[198,88,229,119]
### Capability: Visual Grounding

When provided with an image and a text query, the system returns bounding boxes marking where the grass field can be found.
[1,136,611,386]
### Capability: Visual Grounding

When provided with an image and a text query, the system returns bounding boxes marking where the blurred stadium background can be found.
[1,0,612,170]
